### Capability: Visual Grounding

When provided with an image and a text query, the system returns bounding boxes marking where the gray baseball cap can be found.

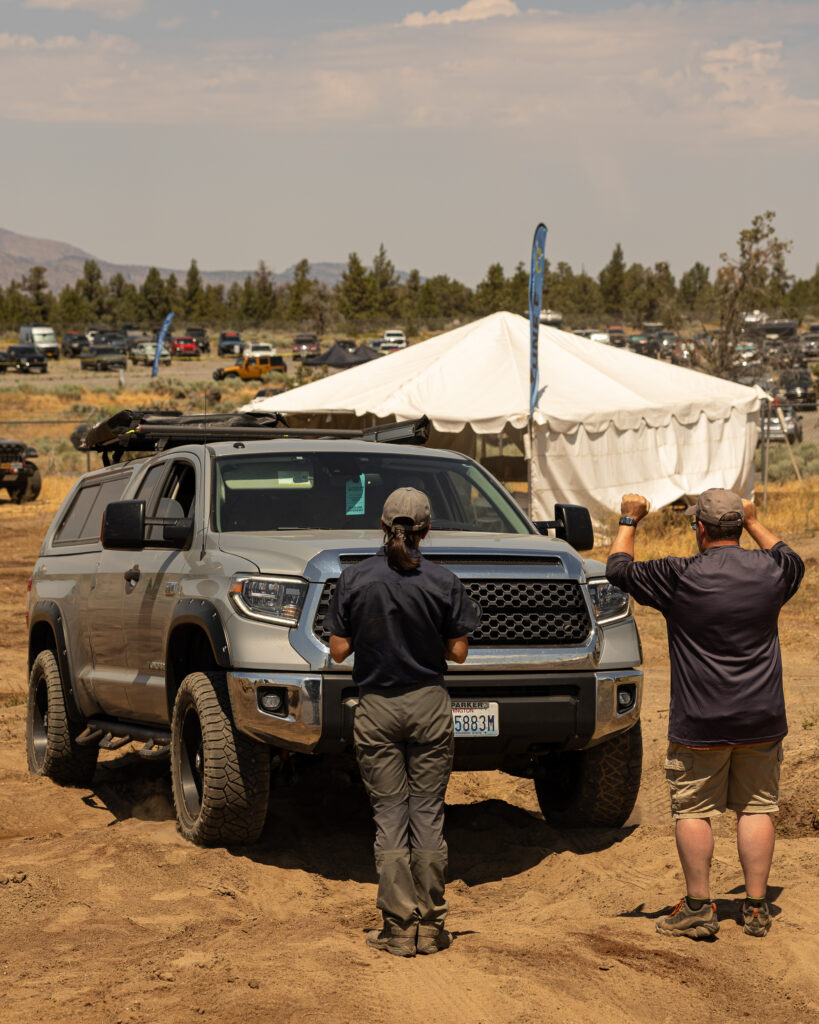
[382,487,431,530]
[684,487,744,526]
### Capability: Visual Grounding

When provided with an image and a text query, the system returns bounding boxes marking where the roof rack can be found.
[83,409,431,464]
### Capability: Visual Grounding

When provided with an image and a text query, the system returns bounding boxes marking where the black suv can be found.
[1,439,40,503]
[2,346,48,373]
[780,369,817,411]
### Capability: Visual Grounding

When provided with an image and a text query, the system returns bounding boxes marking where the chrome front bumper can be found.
[227,671,322,752]
[590,669,643,745]
[227,667,643,756]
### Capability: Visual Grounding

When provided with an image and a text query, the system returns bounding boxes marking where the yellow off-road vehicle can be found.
[213,354,287,382]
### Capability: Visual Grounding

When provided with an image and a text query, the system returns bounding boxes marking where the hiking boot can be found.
[416,924,452,955]
[742,901,772,937]
[365,926,416,958]
[656,898,719,939]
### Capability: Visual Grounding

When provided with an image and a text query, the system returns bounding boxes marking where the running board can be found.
[76,718,171,759]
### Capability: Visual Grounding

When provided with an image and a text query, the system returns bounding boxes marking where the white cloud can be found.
[157,16,183,30]
[0,1,816,147]
[401,0,519,28]
[24,0,142,19]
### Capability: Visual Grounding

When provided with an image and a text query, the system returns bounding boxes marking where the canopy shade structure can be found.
[245,312,763,520]
[303,342,380,368]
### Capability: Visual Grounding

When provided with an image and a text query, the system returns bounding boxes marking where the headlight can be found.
[229,575,308,626]
[588,579,631,623]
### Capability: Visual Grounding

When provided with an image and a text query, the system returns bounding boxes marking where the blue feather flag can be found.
[528,223,548,417]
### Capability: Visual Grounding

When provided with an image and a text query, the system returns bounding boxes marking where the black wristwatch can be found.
[619,515,638,528]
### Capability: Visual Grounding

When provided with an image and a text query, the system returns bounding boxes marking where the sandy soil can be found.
[1,503,818,1024]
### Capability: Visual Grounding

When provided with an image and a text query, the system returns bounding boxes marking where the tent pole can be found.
[761,399,769,516]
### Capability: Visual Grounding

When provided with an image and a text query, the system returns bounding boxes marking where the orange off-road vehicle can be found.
[213,354,287,382]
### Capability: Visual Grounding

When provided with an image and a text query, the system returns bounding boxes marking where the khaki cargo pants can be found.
[354,684,454,932]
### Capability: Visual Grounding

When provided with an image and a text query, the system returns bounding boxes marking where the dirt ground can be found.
[1,496,818,1024]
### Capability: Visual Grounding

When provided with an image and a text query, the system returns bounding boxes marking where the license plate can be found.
[451,700,499,738]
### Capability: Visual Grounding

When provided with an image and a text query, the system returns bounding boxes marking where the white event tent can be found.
[244,312,764,520]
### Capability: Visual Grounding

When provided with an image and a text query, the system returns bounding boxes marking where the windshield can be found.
[213,452,532,534]
[32,328,57,345]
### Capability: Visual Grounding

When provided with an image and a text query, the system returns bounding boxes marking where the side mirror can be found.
[554,503,594,551]
[101,500,145,550]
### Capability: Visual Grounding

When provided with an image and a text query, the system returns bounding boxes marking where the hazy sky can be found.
[1,0,817,284]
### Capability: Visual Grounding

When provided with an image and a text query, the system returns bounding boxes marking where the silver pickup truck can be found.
[26,411,642,847]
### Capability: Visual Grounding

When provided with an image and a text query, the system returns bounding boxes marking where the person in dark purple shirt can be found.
[606,488,803,940]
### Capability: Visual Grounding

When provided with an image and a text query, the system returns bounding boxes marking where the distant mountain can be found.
[0,227,353,292]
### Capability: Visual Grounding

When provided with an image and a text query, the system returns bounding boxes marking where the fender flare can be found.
[29,600,84,723]
[166,599,231,670]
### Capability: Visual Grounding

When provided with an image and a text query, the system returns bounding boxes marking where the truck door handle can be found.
[124,566,141,584]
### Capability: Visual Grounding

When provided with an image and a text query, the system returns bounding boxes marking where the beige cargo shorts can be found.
[664,740,784,819]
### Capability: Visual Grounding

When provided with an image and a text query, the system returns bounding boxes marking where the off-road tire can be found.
[534,722,642,828]
[170,671,270,846]
[10,467,41,504]
[26,650,98,785]
[212,370,224,381]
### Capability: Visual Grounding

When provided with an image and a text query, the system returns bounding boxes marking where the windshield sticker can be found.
[345,474,366,516]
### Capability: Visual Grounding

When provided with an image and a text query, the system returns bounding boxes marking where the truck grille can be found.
[312,579,591,647]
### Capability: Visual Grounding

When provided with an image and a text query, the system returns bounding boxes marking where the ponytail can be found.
[383,519,424,572]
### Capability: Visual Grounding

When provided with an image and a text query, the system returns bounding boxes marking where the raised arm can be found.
[741,499,780,551]
[608,493,651,559]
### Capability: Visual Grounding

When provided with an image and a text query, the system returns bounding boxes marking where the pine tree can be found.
[369,243,399,318]
[598,244,625,317]
[336,252,374,331]
[184,259,203,319]
[140,267,167,324]
[475,263,507,315]
[21,266,51,321]
[78,260,107,321]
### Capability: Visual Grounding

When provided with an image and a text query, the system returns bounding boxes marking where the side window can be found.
[134,464,166,516]
[54,474,132,544]
[146,461,197,543]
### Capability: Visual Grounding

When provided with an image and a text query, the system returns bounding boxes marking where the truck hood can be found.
[217,529,587,581]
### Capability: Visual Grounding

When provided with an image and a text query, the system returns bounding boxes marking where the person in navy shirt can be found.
[607,488,803,940]
[325,487,480,957]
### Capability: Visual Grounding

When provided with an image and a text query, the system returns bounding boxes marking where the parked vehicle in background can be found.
[0,438,40,503]
[170,336,200,358]
[186,327,210,354]
[379,339,406,354]
[799,333,819,359]
[588,332,610,345]
[539,308,563,327]
[779,368,817,410]
[627,334,658,358]
[94,330,129,352]
[3,345,48,373]
[61,331,88,358]
[80,346,127,372]
[607,326,626,347]
[292,333,321,359]
[671,341,696,366]
[336,339,357,352]
[213,354,287,381]
[18,324,60,360]
[381,330,407,350]
[656,331,678,358]
[130,341,171,367]
[761,402,803,444]
[243,342,278,358]
[218,331,243,356]
[25,409,643,846]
